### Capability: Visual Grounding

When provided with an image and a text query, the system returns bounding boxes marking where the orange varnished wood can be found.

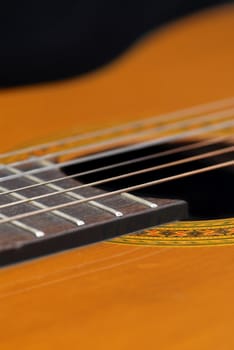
[0,5,234,349]
[1,243,234,349]
[0,5,233,150]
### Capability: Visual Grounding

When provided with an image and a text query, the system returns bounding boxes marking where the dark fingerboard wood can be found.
[0,160,188,267]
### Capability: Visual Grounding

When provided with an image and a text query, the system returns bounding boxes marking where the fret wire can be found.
[121,193,158,208]
[26,160,124,217]
[0,135,228,198]
[3,106,234,172]
[0,180,85,227]
[4,163,123,217]
[0,160,232,225]
[0,144,232,210]
[0,213,44,238]
[0,118,233,185]
[0,96,233,161]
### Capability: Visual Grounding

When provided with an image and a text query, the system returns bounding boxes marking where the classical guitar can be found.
[0,4,233,349]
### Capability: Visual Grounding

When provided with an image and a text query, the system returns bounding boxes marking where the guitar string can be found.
[0,96,233,161]
[32,107,234,161]
[28,108,234,164]
[0,144,232,210]
[0,160,232,225]
[0,135,229,197]
[2,105,234,172]
[0,115,233,185]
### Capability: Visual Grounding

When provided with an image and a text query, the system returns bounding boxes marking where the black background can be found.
[0,0,231,87]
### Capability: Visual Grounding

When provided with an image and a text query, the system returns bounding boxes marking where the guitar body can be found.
[0,4,233,349]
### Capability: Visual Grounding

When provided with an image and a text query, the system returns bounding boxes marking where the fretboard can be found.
[0,158,187,266]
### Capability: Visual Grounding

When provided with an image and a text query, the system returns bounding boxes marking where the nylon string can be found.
[0,135,229,198]
[0,160,232,225]
[0,96,233,161]
[0,113,233,185]
[0,143,233,210]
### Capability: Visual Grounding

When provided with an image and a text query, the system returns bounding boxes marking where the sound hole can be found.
[63,141,234,219]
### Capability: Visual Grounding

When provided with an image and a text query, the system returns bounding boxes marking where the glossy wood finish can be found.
[2,243,234,349]
[0,5,233,152]
[0,5,233,349]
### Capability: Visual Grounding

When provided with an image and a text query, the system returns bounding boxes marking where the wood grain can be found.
[0,4,233,349]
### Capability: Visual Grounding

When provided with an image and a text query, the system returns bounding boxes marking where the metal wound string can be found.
[0,96,234,161]
[0,135,229,198]
[0,116,233,185]
[0,160,232,225]
[40,107,234,162]
[3,105,234,171]
[0,145,233,210]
